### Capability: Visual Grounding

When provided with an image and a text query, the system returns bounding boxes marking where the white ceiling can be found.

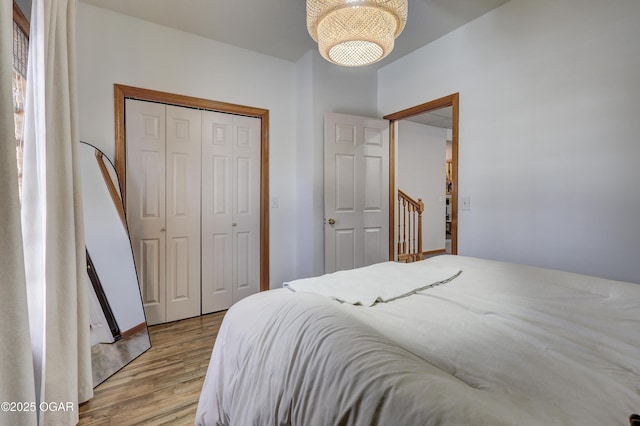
[78,0,510,69]
[409,106,452,129]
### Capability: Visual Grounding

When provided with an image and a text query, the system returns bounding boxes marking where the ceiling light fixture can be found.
[307,0,408,67]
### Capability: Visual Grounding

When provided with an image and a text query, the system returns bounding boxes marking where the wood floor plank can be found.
[79,311,225,425]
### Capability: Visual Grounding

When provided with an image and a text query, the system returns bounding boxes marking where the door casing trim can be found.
[113,84,270,291]
[383,93,459,259]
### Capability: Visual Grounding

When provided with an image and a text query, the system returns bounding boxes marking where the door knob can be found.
[160,227,166,232]
[327,218,336,225]
[232,223,237,227]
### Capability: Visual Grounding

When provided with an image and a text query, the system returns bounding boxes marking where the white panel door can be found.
[324,113,389,273]
[201,112,260,313]
[125,99,166,325]
[231,115,260,303]
[201,111,233,313]
[165,105,202,322]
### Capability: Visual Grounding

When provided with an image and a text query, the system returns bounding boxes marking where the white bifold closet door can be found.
[126,100,202,325]
[201,111,260,314]
[126,99,260,324]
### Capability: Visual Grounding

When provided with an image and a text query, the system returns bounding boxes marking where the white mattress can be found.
[195,255,640,425]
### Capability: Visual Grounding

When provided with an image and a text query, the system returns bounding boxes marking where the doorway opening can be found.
[384,93,459,259]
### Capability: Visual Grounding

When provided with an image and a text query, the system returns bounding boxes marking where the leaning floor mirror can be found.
[79,141,151,387]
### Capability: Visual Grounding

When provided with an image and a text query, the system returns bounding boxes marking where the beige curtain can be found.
[0,0,37,424]
[21,0,93,424]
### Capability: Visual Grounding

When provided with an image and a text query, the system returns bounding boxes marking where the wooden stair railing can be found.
[397,189,424,263]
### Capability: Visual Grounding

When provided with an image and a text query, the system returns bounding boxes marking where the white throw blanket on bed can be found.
[284,261,461,306]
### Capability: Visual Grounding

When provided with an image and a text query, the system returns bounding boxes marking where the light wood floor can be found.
[79,311,226,425]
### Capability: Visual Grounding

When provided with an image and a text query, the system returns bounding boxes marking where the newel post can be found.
[417,198,424,260]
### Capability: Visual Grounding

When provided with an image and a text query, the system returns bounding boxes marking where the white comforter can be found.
[195,255,640,425]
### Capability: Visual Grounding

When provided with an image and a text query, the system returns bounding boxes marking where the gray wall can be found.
[397,121,447,252]
[76,3,298,288]
[378,0,640,283]
[75,0,640,285]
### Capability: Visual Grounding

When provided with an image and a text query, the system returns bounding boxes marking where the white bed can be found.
[195,255,640,425]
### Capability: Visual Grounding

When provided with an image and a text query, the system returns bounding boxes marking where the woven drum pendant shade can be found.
[307,0,408,67]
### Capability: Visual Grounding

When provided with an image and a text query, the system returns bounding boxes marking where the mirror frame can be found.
[383,93,459,258]
[80,141,151,387]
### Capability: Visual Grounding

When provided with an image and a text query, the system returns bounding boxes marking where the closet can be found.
[125,99,260,325]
